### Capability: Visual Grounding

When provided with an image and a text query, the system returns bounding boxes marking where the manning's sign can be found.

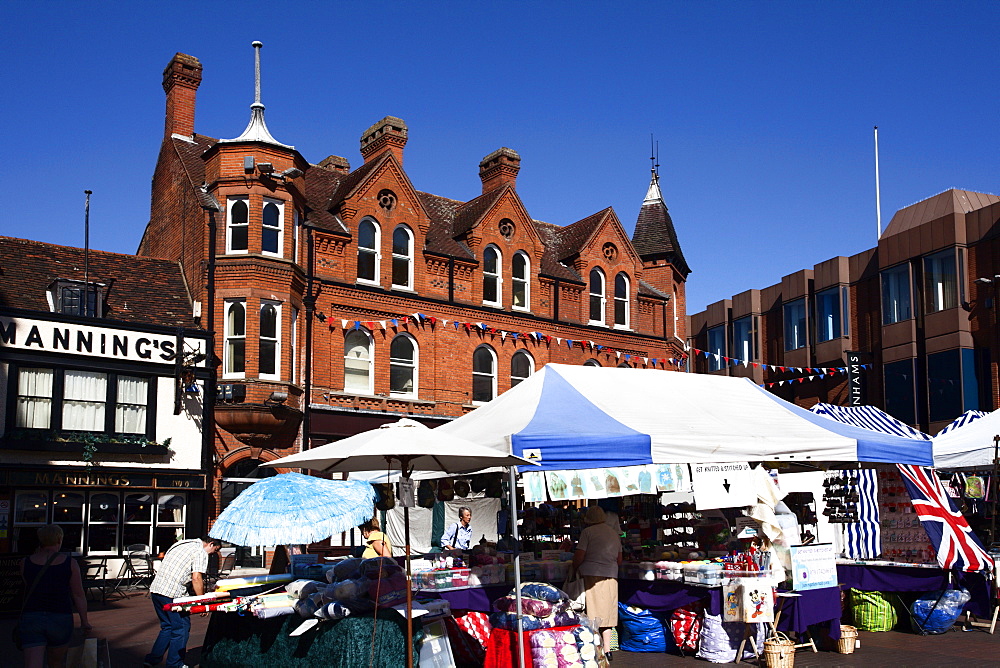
[0,316,205,365]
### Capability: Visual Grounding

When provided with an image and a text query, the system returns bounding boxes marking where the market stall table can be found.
[838,562,992,617]
[200,608,422,668]
[416,583,515,613]
[774,587,842,639]
[619,579,722,616]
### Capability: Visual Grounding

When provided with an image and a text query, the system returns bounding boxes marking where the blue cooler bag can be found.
[910,588,970,635]
[618,603,671,652]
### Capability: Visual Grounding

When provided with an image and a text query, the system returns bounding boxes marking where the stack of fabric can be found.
[489,582,582,631]
[527,626,602,668]
[282,557,408,621]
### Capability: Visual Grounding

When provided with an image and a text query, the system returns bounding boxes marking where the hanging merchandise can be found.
[454,480,471,498]
[437,479,455,502]
[822,471,860,523]
[484,473,504,499]
[878,467,935,565]
[965,475,985,500]
[374,483,395,511]
[417,480,437,509]
[470,474,487,494]
[522,471,547,503]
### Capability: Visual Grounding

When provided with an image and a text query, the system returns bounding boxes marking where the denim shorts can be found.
[19,611,74,648]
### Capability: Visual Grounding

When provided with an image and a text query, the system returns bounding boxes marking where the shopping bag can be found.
[563,568,586,611]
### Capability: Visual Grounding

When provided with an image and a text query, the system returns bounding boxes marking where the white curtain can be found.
[16,368,53,428]
[115,376,148,433]
[63,370,107,431]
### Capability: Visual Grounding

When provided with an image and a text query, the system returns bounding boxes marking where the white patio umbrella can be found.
[265,418,537,668]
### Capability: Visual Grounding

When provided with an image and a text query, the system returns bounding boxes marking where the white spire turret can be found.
[643,168,663,204]
[221,41,293,149]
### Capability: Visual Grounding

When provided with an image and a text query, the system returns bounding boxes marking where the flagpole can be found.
[874,126,882,240]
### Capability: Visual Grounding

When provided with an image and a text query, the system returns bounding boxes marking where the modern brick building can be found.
[138,47,691,522]
[0,237,212,559]
[688,189,1000,434]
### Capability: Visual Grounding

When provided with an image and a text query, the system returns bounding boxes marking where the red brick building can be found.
[688,189,1000,434]
[138,48,691,520]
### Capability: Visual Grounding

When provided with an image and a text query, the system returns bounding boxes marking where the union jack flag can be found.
[897,464,992,572]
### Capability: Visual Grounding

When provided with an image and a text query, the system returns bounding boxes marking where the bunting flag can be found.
[897,464,992,572]
[327,310,687,370]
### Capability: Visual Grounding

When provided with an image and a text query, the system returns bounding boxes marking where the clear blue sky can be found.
[2,2,997,313]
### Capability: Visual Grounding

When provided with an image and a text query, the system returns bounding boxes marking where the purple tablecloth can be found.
[619,579,722,616]
[837,564,991,617]
[775,587,842,638]
[417,584,513,612]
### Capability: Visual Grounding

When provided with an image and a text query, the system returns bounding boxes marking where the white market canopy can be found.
[436,364,934,470]
[933,408,1000,469]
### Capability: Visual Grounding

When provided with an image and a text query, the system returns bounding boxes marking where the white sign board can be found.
[789,543,838,591]
[735,517,761,538]
[691,462,755,510]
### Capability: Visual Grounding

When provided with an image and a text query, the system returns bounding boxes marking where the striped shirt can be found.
[150,539,209,599]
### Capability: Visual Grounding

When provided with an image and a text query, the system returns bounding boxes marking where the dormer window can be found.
[50,280,102,317]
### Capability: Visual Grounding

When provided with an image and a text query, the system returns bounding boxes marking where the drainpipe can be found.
[303,227,316,450]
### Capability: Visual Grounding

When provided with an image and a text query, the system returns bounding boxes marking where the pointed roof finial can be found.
[221,41,293,149]
[644,135,663,204]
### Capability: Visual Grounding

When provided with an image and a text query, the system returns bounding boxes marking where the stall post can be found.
[509,464,526,668]
[992,435,999,546]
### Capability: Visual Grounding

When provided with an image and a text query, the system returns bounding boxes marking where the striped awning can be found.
[810,403,930,440]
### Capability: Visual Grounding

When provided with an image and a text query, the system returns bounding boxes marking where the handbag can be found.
[14,551,60,651]
[564,566,586,612]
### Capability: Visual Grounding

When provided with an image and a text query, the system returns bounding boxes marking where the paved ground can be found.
[3,592,1000,666]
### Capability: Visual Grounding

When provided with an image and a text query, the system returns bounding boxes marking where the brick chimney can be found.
[162,53,202,140]
[317,155,351,175]
[479,148,521,194]
[359,116,407,165]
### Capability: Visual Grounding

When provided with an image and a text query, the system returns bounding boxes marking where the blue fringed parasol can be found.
[209,472,376,546]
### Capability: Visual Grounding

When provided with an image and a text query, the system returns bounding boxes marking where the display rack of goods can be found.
[823,472,860,523]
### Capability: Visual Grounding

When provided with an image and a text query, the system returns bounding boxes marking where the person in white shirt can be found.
[572,506,622,656]
[144,537,221,668]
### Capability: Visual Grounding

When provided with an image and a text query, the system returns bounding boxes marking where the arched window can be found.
[614,272,630,328]
[472,346,497,403]
[512,251,530,311]
[227,198,249,253]
[224,300,246,376]
[483,245,502,306]
[589,268,606,324]
[259,301,280,379]
[510,351,534,387]
[357,218,380,284]
[617,362,632,368]
[262,199,283,256]
[583,359,602,367]
[391,225,414,289]
[389,334,418,397]
[344,329,373,394]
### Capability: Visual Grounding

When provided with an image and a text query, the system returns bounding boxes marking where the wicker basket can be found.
[764,633,795,668]
[838,625,858,654]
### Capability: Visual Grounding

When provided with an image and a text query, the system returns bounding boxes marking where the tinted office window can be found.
[927,348,980,423]
[884,359,916,426]
[707,325,725,372]
[881,264,911,325]
[815,287,841,342]
[924,250,958,314]
[732,317,754,362]
[783,299,806,351]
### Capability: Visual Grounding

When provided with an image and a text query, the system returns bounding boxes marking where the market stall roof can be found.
[809,403,930,440]
[265,418,537,473]
[933,408,1000,469]
[435,364,935,470]
[936,410,988,436]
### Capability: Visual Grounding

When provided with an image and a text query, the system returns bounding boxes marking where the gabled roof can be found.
[552,208,612,261]
[531,220,584,282]
[420,192,475,260]
[638,279,670,299]
[631,172,690,278]
[0,237,195,328]
[451,186,509,237]
[881,188,1000,239]
[302,166,349,234]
